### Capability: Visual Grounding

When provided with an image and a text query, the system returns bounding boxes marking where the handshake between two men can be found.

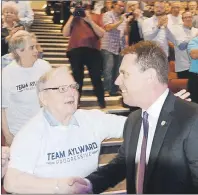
[58,177,92,194]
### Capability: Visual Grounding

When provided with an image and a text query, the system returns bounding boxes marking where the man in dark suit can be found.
[85,41,198,193]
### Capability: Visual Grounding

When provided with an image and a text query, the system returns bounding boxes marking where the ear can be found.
[15,48,23,57]
[38,91,47,107]
[145,68,157,84]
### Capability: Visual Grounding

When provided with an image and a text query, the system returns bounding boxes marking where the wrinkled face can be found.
[3,8,17,22]
[115,54,148,107]
[171,2,181,16]
[114,1,125,15]
[17,38,38,65]
[188,1,197,11]
[154,2,166,16]
[42,71,79,118]
[182,12,193,27]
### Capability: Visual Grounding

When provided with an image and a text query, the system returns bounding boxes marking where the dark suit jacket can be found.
[87,92,198,193]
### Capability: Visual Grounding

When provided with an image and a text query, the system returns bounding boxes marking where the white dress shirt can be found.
[135,89,169,165]
[167,14,183,28]
[142,15,169,56]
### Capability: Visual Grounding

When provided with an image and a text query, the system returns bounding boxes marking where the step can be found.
[80,96,122,107]
[38,39,68,43]
[31,25,61,30]
[99,154,117,165]
[32,23,62,28]
[34,32,63,36]
[34,19,53,23]
[43,52,66,58]
[43,48,67,52]
[43,57,69,64]
[36,36,68,40]
[34,15,53,19]
[31,29,61,33]
[33,21,54,25]
[39,43,68,48]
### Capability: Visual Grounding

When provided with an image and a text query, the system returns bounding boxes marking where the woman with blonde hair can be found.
[2,30,51,146]
[1,1,25,56]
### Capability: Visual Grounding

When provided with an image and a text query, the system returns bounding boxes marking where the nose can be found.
[115,75,121,86]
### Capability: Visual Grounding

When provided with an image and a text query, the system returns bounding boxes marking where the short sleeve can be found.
[103,12,113,26]
[188,37,198,54]
[8,126,42,174]
[82,109,127,141]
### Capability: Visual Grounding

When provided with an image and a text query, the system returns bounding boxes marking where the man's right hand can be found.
[62,177,92,194]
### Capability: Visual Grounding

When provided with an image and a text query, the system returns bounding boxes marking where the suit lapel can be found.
[144,92,176,191]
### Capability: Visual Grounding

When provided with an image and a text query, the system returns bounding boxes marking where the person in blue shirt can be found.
[187,36,198,104]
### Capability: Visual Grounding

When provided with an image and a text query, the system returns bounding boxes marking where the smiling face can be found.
[115,54,149,107]
[40,68,79,119]
[3,7,18,23]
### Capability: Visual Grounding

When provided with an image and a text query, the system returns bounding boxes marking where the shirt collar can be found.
[142,88,169,119]
[43,108,79,127]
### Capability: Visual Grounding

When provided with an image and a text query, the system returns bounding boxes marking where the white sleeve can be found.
[9,126,42,174]
[19,2,34,26]
[142,19,160,41]
[2,68,11,108]
[88,110,127,141]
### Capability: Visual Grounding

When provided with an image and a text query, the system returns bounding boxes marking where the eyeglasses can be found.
[42,83,79,93]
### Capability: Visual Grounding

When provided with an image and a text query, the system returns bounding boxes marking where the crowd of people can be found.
[1,0,198,194]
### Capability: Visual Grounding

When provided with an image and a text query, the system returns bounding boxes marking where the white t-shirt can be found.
[2,59,51,135]
[9,108,126,178]
[168,26,198,72]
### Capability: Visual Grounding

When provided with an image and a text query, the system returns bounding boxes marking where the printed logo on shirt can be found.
[46,142,98,165]
[16,81,37,92]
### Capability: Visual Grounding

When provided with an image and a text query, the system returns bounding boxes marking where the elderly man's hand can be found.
[174,89,191,101]
[2,146,10,178]
[65,177,92,194]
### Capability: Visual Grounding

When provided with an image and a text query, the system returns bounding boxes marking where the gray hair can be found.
[8,30,37,62]
[2,1,19,15]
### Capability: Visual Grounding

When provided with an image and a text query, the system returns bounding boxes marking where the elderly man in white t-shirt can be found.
[4,66,191,194]
[4,66,126,194]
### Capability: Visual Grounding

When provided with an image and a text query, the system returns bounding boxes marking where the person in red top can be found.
[62,1,106,108]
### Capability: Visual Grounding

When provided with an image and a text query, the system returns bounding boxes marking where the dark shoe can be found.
[110,91,121,96]
[99,102,106,109]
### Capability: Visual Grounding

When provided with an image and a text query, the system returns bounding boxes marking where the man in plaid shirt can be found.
[101,1,128,96]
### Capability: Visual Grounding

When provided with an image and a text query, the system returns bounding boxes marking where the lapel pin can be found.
[161,121,166,126]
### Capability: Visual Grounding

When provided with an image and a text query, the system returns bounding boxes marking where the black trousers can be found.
[177,70,190,79]
[68,47,105,106]
[188,72,198,104]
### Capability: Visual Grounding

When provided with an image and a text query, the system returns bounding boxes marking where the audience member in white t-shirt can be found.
[1,30,51,146]
[4,66,191,194]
